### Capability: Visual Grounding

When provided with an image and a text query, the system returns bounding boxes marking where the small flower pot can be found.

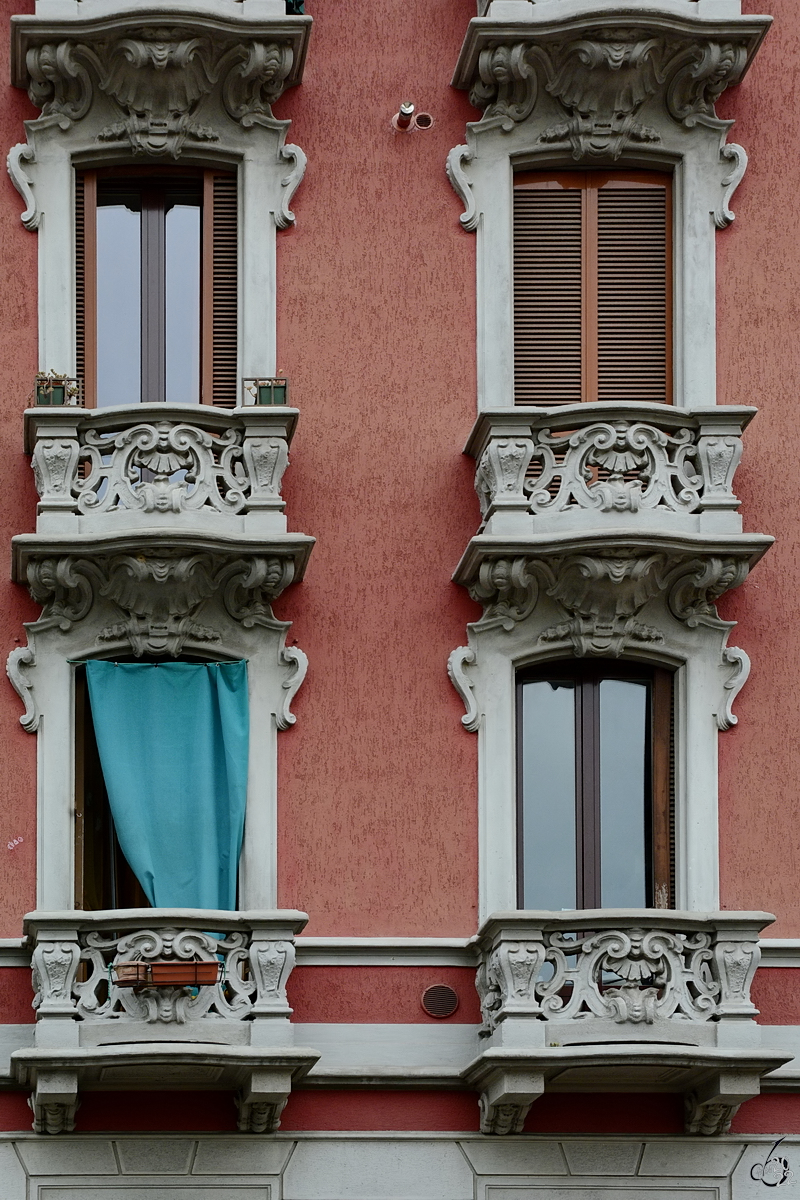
[36,381,67,406]
[113,960,219,988]
[256,379,288,406]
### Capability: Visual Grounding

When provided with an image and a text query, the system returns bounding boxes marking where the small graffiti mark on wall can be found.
[6,836,23,850]
[752,1139,794,1187]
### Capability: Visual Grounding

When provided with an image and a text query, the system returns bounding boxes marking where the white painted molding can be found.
[295,937,476,968]
[759,940,800,968]
[8,8,312,381]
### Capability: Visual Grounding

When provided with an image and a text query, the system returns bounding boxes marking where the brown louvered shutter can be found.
[202,170,238,406]
[514,171,672,406]
[514,183,583,405]
[75,171,97,406]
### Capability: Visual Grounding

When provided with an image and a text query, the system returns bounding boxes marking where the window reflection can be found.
[518,665,666,911]
[95,177,202,406]
[96,205,141,408]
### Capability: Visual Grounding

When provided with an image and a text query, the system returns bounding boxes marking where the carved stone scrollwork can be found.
[222,42,294,126]
[465,547,754,658]
[685,1092,738,1137]
[470,43,538,130]
[468,557,538,631]
[21,28,298,160]
[475,914,769,1042]
[237,1094,288,1134]
[32,938,81,1015]
[717,646,750,732]
[478,1094,530,1136]
[463,28,754,161]
[29,1081,79,1135]
[249,937,295,1015]
[26,550,298,656]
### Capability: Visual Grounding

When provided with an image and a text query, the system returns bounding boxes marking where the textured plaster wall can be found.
[0,0,41,938]
[715,0,800,936]
[271,0,481,935]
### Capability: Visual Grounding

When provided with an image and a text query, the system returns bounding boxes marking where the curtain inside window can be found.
[84,660,249,910]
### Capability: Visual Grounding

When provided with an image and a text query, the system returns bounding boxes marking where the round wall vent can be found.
[421,984,459,1018]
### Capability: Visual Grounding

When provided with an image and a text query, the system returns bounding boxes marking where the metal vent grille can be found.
[421,984,459,1018]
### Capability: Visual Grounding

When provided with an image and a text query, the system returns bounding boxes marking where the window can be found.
[74,666,148,909]
[517,662,673,910]
[513,171,672,406]
[76,169,238,408]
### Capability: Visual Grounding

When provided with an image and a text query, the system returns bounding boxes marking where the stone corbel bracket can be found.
[10,10,311,165]
[451,11,771,150]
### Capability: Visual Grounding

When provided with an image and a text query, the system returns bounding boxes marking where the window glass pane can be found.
[96,205,140,408]
[166,203,201,405]
[520,680,576,909]
[599,678,648,907]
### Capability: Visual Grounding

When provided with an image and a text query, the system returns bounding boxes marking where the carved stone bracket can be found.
[24,549,300,657]
[458,18,767,161]
[14,14,310,160]
[463,548,755,656]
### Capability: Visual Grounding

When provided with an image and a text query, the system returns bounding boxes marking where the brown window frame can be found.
[76,166,238,408]
[513,169,673,406]
[516,660,673,910]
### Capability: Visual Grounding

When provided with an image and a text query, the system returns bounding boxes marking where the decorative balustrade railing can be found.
[27,909,306,1031]
[475,910,772,1041]
[468,404,754,537]
[25,405,297,534]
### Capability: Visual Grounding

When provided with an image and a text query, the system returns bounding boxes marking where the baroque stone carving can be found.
[474,415,744,524]
[476,915,761,1039]
[237,1093,288,1134]
[465,550,752,658]
[717,646,750,731]
[685,1092,738,1137]
[478,1095,529,1136]
[30,920,296,1026]
[447,646,480,732]
[6,644,38,732]
[31,415,292,519]
[22,29,299,159]
[464,29,754,161]
[26,551,297,656]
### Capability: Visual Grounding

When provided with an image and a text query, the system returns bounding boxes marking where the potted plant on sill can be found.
[33,371,83,407]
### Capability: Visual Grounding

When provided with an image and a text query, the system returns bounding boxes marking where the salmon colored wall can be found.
[271,0,481,935]
[287,965,481,1023]
[716,0,800,935]
[0,0,42,937]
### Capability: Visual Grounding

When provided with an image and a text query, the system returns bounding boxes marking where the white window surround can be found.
[6,406,314,913]
[446,2,771,412]
[6,2,311,383]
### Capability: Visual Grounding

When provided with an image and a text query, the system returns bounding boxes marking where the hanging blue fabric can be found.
[84,660,249,910]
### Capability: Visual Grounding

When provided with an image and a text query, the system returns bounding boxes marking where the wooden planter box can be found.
[114,961,219,988]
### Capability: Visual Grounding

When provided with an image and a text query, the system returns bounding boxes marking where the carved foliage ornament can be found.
[26,551,296,657]
[24,30,295,158]
[468,30,750,159]
[467,550,748,652]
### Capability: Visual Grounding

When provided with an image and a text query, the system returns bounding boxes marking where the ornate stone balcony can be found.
[454,405,771,655]
[11,405,313,662]
[12,909,319,1135]
[465,911,789,1136]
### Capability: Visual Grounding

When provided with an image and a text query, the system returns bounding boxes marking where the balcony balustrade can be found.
[469,404,752,540]
[465,910,789,1136]
[12,909,319,1135]
[24,403,299,538]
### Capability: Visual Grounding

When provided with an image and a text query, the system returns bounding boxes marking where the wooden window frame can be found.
[515,660,673,910]
[513,170,673,406]
[77,166,237,408]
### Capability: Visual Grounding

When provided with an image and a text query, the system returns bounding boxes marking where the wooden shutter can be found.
[514,171,671,406]
[514,183,583,405]
[202,170,238,406]
[75,171,97,407]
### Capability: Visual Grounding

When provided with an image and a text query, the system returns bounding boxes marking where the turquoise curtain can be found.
[84,660,249,910]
